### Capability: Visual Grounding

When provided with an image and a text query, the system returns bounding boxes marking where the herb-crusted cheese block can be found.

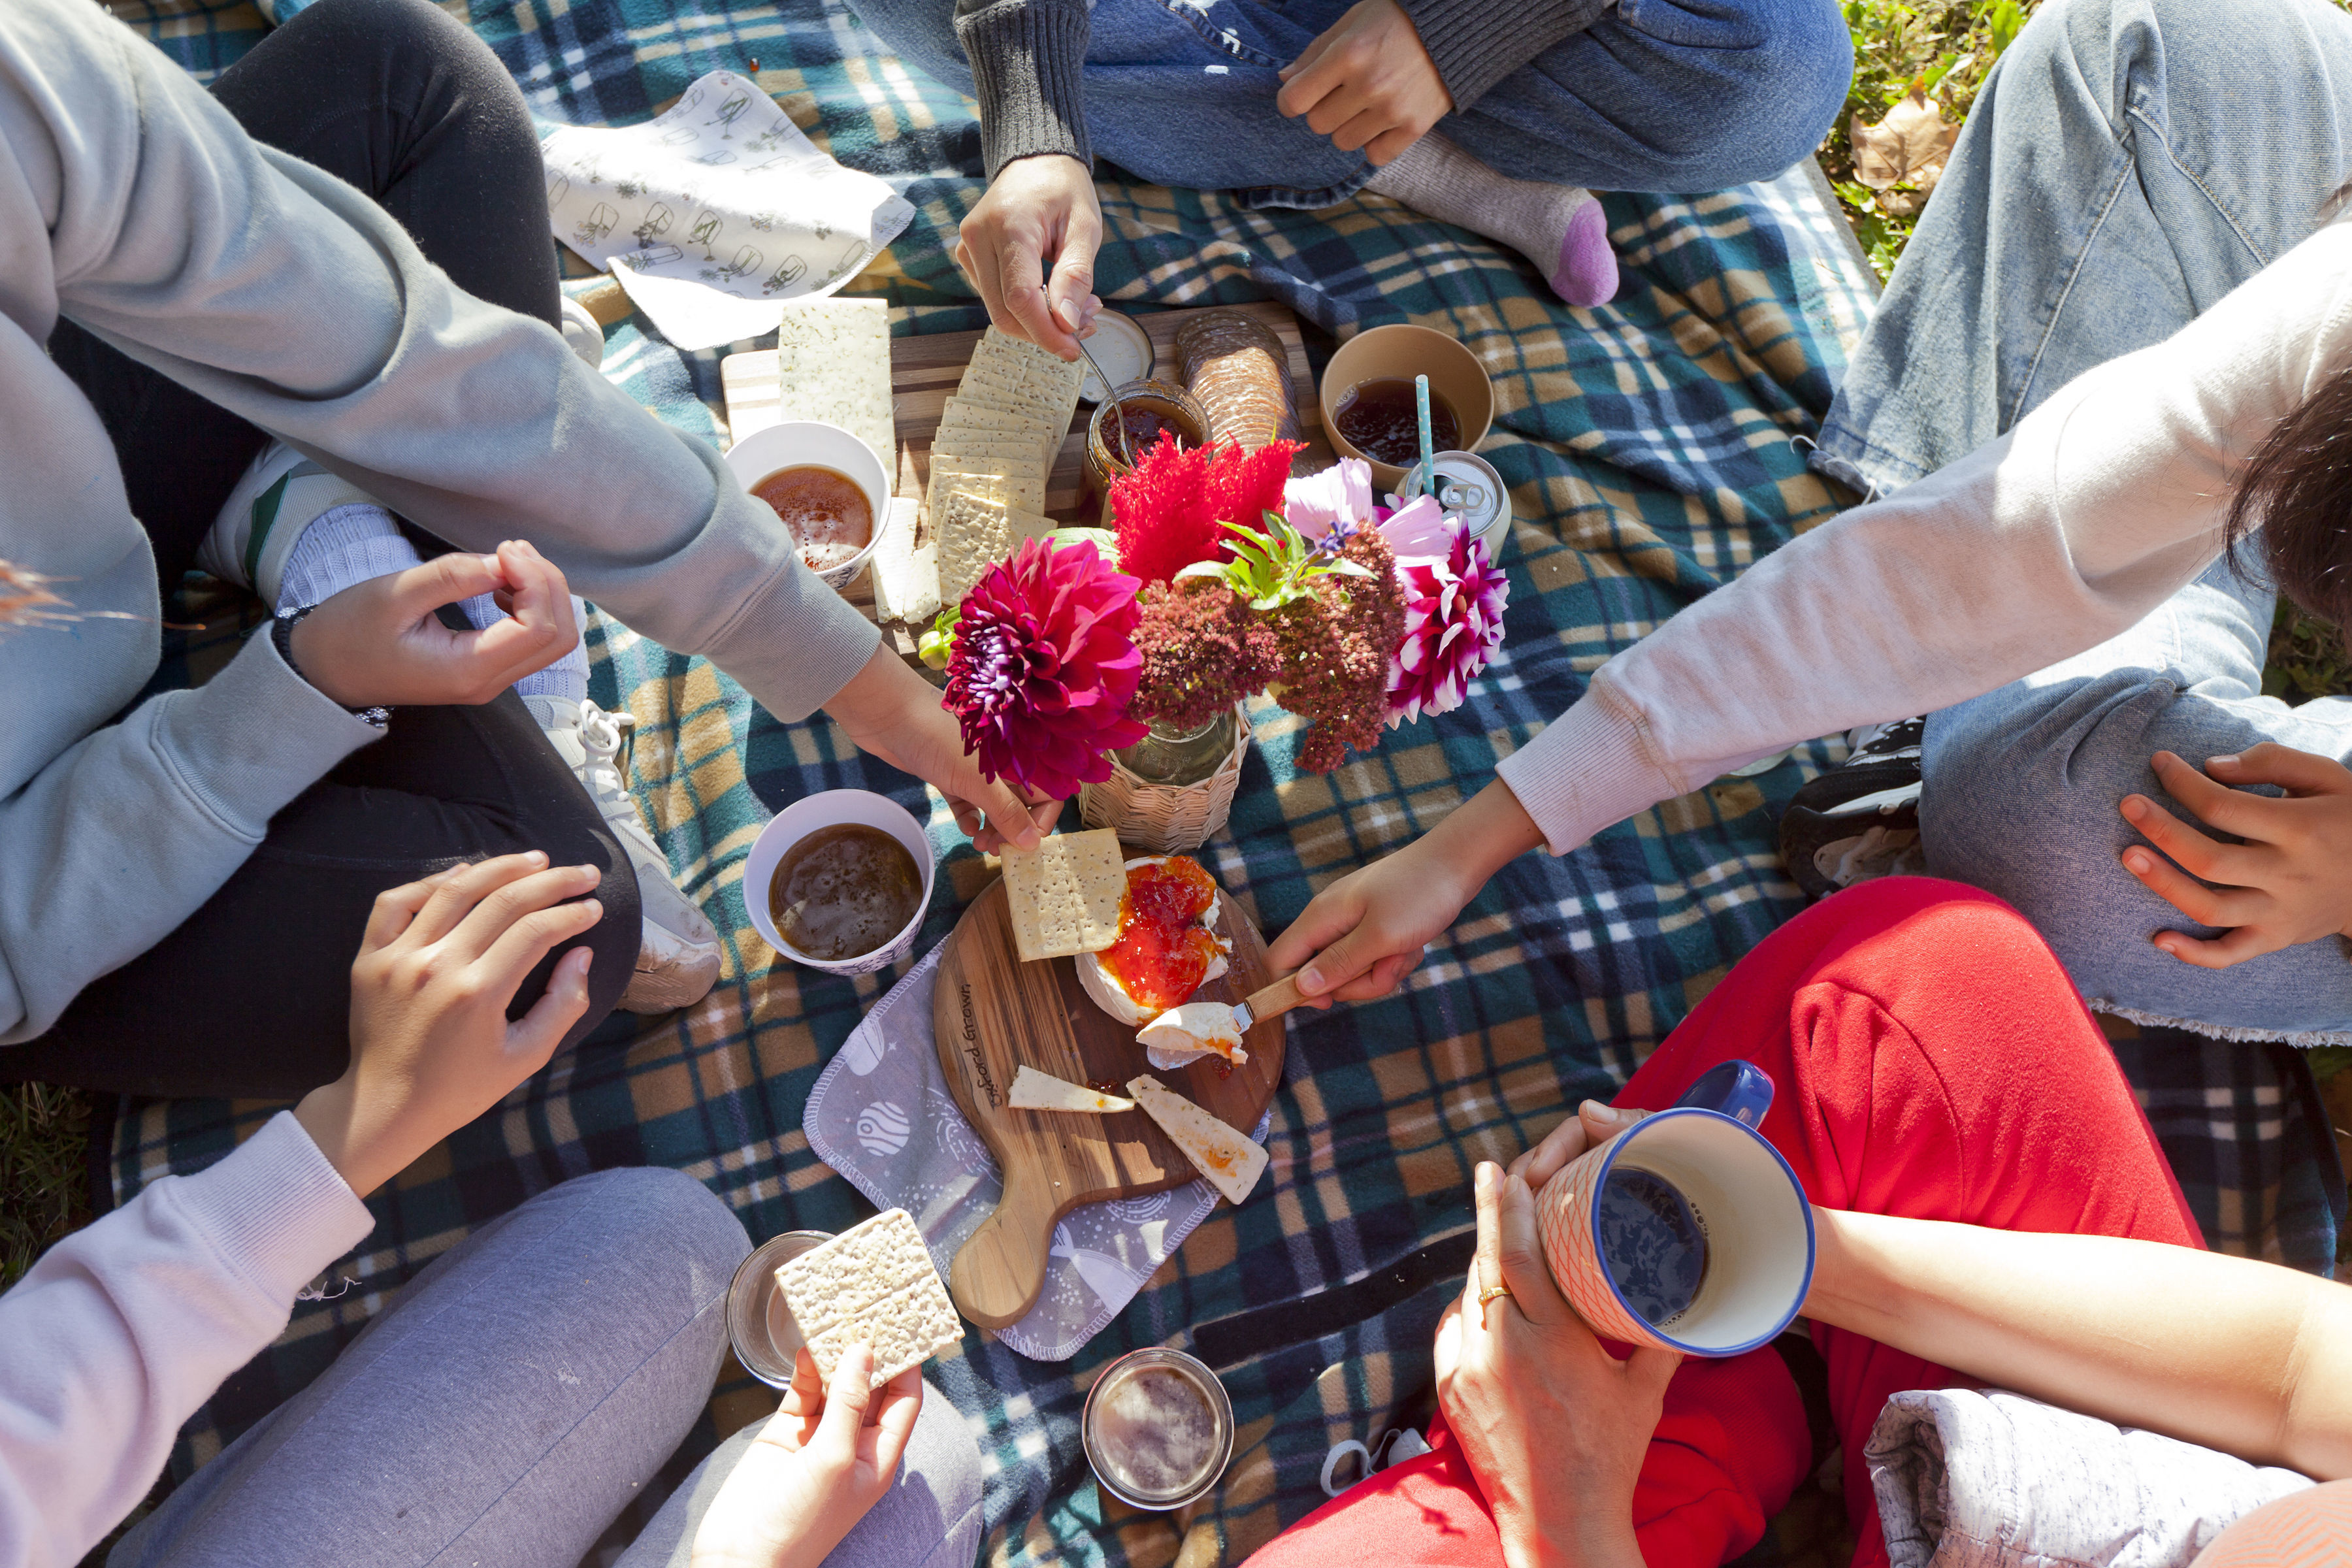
[774,1208,962,1387]
[768,298,895,471]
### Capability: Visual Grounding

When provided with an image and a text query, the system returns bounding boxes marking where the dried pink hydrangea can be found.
[1386,527,1509,726]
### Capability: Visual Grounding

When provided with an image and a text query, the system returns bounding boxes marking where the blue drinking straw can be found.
[1414,374,1435,499]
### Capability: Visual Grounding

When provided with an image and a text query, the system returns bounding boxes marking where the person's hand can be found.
[1275,0,1451,165]
[823,644,1059,852]
[1269,779,1544,1007]
[1507,1098,1646,1190]
[1431,1160,1674,1568]
[290,538,578,709]
[2119,745,2352,968]
[293,853,603,1196]
[1267,842,1465,1005]
[689,1346,924,1568]
[955,154,1103,360]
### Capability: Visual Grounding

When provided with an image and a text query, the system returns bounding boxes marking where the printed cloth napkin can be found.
[539,71,913,350]
[804,947,1269,1362]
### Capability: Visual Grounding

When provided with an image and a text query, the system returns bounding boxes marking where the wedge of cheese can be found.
[1127,1074,1266,1206]
[1007,1064,1134,1115]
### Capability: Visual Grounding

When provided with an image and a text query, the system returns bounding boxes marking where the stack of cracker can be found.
[774,1208,964,1388]
[876,329,1085,622]
[999,828,1126,964]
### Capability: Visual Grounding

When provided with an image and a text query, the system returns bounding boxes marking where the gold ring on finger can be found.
[1476,1283,1512,1309]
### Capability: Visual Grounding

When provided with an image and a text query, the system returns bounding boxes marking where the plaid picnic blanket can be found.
[110,3,2342,1566]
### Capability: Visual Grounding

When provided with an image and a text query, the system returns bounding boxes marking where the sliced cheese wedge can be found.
[1127,1074,1267,1207]
[1007,1064,1135,1115]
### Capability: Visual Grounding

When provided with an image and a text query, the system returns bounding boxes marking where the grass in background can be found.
[1,1083,91,1288]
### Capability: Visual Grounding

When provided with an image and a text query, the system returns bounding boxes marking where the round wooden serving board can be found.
[932,875,1285,1329]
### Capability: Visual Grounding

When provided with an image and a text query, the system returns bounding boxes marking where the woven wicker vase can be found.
[1079,706,1251,853]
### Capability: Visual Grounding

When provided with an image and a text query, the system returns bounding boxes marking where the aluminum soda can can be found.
[1413,450,1509,559]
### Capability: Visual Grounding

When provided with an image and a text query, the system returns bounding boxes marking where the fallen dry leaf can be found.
[1851,88,1959,211]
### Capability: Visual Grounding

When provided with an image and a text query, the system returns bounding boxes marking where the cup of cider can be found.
[745,790,936,975]
[725,421,892,592]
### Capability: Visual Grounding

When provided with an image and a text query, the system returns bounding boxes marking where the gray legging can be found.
[110,1168,985,1568]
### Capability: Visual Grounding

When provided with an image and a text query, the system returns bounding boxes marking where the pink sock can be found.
[1552,199,1619,308]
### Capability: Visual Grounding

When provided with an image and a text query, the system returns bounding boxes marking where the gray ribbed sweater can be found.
[0,0,879,1045]
[951,0,1612,178]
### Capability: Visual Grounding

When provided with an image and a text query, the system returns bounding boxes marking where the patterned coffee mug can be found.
[1532,1061,1814,1356]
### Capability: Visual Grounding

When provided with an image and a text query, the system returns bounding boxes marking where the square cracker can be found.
[1000,828,1126,962]
[973,329,1087,396]
[930,457,1043,515]
[776,1209,962,1388]
[936,397,1045,435]
[933,485,1014,605]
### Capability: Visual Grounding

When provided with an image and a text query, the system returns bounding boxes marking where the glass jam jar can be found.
[1083,379,1213,520]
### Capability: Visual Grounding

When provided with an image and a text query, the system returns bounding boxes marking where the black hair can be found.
[2224,358,2352,632]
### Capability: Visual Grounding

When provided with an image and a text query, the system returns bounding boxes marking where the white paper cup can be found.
[1534,1107,1814,1356]
[724,421,892,592]
[745,790,936,975]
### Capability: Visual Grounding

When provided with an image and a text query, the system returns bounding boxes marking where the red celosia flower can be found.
[1130,579,1281,730]
[1111,434,1220,585]
[1387,529,1509,725]
[942,538,1151,798]
[1267,531,1406,774]
[1111,436,1307,585]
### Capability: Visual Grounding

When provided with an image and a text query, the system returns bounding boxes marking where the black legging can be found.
[5,0,641,1100]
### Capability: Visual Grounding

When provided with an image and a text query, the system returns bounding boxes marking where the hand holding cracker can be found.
[686,1344,924,1568]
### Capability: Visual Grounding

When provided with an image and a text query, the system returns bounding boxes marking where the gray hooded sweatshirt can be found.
[0,0,881,1044]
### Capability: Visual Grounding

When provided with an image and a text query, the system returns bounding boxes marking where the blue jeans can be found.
[850,0,1852,204]
[1814,0,2352,1041]
[112,1169,986,1568]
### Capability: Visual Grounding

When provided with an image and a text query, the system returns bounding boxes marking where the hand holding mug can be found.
[1432,1161,1670,1568]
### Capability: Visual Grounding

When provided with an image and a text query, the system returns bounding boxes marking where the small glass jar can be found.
[726,1230,835,1388]
[1082,1347,1235,1511]
[1114,708,1240,789]
[1083,379,1213,519]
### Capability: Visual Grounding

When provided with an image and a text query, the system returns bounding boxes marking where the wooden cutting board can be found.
[932,874,1285,1329]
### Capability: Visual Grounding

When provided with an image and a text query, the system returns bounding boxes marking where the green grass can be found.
[1,1082,91,1289]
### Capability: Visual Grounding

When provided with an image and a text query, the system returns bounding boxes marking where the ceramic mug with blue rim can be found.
[1531,1061,1814,1356]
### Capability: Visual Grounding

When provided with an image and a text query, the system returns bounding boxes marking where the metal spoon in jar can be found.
[1073,337,1133,465]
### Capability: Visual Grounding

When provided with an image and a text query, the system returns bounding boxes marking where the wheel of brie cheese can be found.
[1075,857,1234,1066]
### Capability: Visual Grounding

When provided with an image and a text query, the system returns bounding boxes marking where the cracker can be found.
[936,397,1045,435]
[933,484,1014,606]
[775,1209,962,1388]
[1000,828,1127,962]
[930,456,1043,515]
[973,329,1087,397]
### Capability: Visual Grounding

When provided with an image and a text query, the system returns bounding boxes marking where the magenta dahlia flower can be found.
[943,538,1151,800]
[1386,526,1509,727]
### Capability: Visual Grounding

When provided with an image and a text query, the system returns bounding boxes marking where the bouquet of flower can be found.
[933,435,1509,792]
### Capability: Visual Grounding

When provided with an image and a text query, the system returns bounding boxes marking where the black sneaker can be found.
[1778,718,1927,900]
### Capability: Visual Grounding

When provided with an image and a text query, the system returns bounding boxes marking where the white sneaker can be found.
[197,439,380,608]
[527,694,721,1014]
[559,293,606,369]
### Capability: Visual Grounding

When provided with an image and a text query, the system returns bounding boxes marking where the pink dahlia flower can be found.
[943,538,1151,799]
[1386,526,1509,727]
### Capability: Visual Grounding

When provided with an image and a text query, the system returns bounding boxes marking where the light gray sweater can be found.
[0,0,881,1045]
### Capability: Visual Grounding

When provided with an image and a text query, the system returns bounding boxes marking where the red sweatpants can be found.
[1249,879,2204,1568]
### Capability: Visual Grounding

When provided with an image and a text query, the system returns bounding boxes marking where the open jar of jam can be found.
[1083,379,1212,518]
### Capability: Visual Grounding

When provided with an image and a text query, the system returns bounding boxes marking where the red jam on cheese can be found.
[1100,858,1221,1014]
